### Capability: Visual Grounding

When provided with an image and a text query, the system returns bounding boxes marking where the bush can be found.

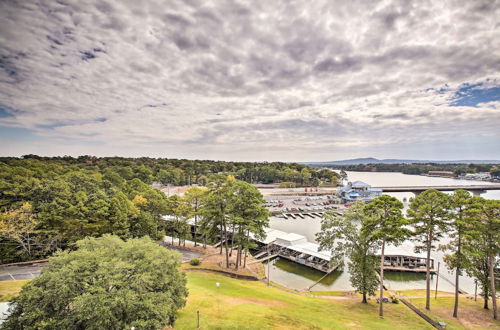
[190,258,201,266]
[3,235,188,329]
[390,296,399,304]
[279,182,296,188]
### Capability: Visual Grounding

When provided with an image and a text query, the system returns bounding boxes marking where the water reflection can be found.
[384,271,426,282]
[265,258,456,292]
[265,171,499,292]
[264,258,343,291]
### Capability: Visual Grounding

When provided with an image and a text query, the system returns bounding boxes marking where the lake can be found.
[265,171,499,292]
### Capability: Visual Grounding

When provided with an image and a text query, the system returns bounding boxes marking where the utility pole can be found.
[216,282,220,317]
[197,310,200,329]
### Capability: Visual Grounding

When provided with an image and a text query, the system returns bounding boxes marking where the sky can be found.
[0,0,499,162]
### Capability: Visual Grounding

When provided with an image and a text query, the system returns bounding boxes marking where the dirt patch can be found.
[201,253,264,277]
[434,303,499,329]
[224,296,287,307]
[166,239,265,277]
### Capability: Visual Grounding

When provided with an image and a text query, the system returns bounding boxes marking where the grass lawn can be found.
[3,273,497,329]
[0,280,29,302]
[395,289,454,297]
[408,296,500,330]
[175,271,433,329]
[308,290,360,297]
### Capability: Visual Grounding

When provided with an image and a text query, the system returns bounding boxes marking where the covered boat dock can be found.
[253,229,337,273]
[380,244,436,273]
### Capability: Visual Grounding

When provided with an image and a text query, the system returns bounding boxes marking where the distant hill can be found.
[303,158,500,166]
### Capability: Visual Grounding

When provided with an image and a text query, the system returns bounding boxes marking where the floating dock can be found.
[380,244,436,274]
[252,229,336,273]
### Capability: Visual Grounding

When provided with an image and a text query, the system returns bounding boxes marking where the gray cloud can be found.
[0,0,499,161]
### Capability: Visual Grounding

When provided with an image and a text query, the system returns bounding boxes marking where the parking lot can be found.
[264,195,342,214]
[0,262,46,281]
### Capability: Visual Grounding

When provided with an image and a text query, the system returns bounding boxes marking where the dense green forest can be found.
[0,155,338,263]
[323,163,500,176]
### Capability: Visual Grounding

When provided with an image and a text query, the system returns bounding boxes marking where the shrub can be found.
[190,258,201,266]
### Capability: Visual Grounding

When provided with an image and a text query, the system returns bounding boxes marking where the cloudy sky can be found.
[0,0,499,161]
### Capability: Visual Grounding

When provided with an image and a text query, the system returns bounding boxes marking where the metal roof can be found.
[281,242,333,261]
[351,181,371,187]
[380,241,428,259]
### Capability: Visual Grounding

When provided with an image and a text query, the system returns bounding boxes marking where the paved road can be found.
[0,262,46,281]
[0,242,203,282]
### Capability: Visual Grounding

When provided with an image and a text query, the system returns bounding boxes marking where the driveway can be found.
[0,262,46,281]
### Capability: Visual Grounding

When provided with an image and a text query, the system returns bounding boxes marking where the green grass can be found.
[175,271,434,329]
[0,280,29,302]
[308,290,359,297]
[395,289,453,297]
[408,296,500,330]
[5,273,496,329]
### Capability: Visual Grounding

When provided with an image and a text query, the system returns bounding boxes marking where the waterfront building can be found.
[461,172,492,181]
[427,171,456,178]
[338,181,382,203]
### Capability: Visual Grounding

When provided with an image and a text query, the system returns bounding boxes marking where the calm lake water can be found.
[265,171,499,292]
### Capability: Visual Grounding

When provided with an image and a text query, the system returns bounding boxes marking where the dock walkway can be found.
[247,254,279,265]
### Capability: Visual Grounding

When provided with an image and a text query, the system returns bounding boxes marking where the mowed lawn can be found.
[5,273,497,329]
[0,280,29,302]
[408,296,500,330]
[176,271,433,329]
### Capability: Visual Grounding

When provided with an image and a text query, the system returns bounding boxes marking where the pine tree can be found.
[408,189,450,311]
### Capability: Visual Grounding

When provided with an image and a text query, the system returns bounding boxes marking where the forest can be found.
[0,155,338,263]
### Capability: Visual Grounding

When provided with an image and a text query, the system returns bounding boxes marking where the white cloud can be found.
[0,0,499,161]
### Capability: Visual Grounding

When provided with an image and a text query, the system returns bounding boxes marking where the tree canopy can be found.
[407,189,450,311]
[362,195,408,318]
[317,202,379,303]
[3,235,188,329]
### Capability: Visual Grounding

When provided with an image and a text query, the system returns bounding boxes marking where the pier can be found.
[264,184,500,197]
[374,184,500,196]
[252,229,337,273]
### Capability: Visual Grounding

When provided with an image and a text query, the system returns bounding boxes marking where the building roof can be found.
[0,302,10,325]
[283,242,332,260]
[274,233,307,246]
[380,242,428,259]
[253,228,289,244]
[162,215,196,226]
[351,181,371,187]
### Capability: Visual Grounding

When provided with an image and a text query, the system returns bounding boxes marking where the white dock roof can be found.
[253,228,288,244]
[381,242,427,259]
[281,241,333,261]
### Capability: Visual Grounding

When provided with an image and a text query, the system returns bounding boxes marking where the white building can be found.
[338,181,382,203]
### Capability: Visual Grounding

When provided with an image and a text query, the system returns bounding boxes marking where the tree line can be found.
[3,155,339,186]
[322,163,500,176]
[317,191,499,320]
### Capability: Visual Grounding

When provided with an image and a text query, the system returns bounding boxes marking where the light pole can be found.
[216,282,220,317]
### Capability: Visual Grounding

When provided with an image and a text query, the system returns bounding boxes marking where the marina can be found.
[164,171,499,292]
